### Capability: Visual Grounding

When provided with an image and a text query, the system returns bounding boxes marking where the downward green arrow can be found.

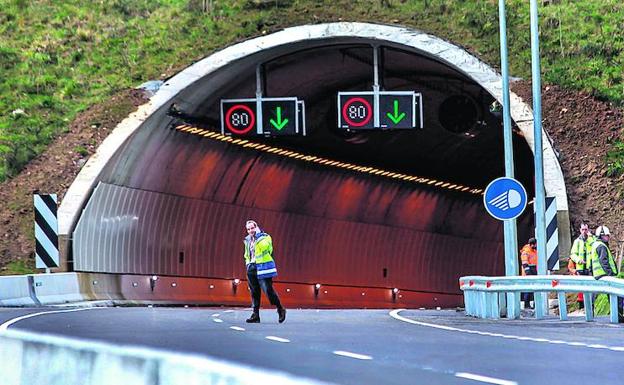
[270,106,289,130]
[386,100,406,124]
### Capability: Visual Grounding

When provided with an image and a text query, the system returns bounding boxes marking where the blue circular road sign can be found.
[483,177,528,220]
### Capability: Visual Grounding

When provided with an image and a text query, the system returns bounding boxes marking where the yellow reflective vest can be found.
[569,235,595,272]
[244,232,278,279]
[588,239,617,279]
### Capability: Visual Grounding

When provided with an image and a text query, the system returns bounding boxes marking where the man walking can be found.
[243,220,286,324]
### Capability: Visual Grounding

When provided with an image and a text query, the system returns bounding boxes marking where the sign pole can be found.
[530,0,548,319]
[498,0,520,319]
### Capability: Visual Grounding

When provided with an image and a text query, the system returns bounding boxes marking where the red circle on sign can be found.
[225,104,255,134]
[342,97,372,127]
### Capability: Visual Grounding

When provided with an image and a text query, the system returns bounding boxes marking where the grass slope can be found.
[1,0,623,182]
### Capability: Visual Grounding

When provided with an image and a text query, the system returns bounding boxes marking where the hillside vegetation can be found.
[0,0,623,275]
[1,0,624,182]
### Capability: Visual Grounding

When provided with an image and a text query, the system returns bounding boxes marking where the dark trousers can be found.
[247,263,282,312]
[522,266,537,305]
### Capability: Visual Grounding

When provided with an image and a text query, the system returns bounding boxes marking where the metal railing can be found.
[460,275,624,323]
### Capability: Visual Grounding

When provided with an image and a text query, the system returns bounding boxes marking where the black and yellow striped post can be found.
[34,194,59,270]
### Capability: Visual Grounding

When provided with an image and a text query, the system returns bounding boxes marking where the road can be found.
[1,307,623,385]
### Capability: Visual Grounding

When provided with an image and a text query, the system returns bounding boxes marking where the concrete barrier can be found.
[31,272,86,305]
[0,329,330,385]
[0,275,37,306]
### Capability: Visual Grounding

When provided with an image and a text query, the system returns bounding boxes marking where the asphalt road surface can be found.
[1,306,623,385]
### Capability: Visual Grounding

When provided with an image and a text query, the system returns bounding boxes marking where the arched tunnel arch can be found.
[60,23,569,307]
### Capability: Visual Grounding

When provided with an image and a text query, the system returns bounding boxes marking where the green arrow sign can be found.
[386,100,406,124]
[270,106,289,130]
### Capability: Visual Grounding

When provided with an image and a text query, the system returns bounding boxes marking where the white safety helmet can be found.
[595,225,610,237]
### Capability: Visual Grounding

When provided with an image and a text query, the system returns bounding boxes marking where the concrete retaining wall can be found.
[0,329,329,385]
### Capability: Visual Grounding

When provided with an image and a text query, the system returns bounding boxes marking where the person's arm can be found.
[520,247,531,274]
[597,245,616,276]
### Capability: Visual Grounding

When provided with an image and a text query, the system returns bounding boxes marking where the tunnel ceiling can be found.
[166,38,535,195]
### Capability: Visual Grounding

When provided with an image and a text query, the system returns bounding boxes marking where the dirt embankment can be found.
[512,80,624,251]
[0,90,148,273]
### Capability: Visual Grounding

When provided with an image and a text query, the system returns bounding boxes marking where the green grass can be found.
[0,260,36,276]
[0,0,623,182]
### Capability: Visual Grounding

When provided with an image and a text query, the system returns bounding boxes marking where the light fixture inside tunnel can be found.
[173,124,484,195]
[150,275,158,292]
[314,283,321,297]
[232,278,240,293]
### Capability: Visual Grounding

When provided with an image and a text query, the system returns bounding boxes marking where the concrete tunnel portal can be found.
[60,23,569,308]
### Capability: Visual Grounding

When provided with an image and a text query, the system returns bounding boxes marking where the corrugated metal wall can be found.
[74,181,506,295]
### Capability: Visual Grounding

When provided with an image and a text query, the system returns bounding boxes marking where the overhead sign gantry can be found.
[337,46,423,131]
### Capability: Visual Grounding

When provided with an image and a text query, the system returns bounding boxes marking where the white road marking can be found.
[213,318,223,323]
[230,326,245,331]
[223,310,234,313]
[265,336,290,343]
[390,309,624,352]
[212,313,220,317]
[333,350,373,360]
[0,308,105,332]
[455,372,517,385]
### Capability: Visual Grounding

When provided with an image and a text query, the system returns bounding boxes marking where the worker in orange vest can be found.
[520,237,538,309]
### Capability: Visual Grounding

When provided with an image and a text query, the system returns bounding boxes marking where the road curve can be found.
[1,307,622,385]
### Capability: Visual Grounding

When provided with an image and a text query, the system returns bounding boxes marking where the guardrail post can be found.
[487,292,499,319]
[557,292,567,321]
[609,294,619,324]
[499,292,506,318]
[535,292,547,319]
[464,291,473,316]
[479,291,488,318]
[584,293,594,321]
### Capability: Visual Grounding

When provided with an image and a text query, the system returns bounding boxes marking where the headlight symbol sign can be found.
[484,177,528,220]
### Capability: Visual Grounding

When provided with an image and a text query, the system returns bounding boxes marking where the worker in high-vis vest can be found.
[243,220,286,324]
[520,237,538,309]
[568,223,595,309]
[588,225,623,322]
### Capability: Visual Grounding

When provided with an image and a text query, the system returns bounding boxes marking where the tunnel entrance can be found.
[62,23,568,308]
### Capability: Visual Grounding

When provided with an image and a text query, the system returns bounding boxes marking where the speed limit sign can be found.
[338,92,375,130]
[221,100,257,135]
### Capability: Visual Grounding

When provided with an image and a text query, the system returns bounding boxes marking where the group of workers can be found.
[519,223,622,322]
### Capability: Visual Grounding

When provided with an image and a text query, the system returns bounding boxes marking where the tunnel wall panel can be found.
[74,182,503,295]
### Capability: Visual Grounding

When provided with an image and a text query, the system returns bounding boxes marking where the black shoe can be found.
[246,313,260,323]
[278,308,286,323]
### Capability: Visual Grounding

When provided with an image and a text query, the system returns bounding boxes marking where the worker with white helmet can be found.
[588,225,622,322]
[588,225,617,279]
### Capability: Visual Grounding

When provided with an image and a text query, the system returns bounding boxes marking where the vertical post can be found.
[372,45,380,128]
[530,0,548,319]
[609,294,619,324]
[499,0,520,319]
[255,64,264,134]
[584,293,594,321]
[557,292,567,321]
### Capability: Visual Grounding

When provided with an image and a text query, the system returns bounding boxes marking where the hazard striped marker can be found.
[34,194,59,269]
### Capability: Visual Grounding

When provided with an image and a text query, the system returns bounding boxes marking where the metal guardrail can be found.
[459,275,624,324]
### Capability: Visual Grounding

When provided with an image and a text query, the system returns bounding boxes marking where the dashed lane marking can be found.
[455,372,517,385]
[230,326,245,331]
[390,309,624,352]
[332,351,373,360]
[213,318,224,323]
[265,336,290,343]
[212,313,220,317]
[0,308,105,332]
